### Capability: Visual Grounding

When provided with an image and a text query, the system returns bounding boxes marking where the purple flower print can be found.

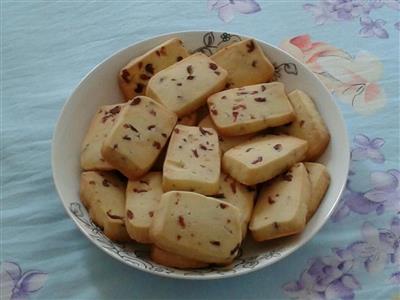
[331,188,380,223]
[359,16,389,38]
[283,281,325,300]
[384,0,400,10]
[303,2,334,25]
[395,21,400,30]
[332,169,399,222]
[364,169,400,212]
[283,254,360,300]
[347,222,393,272]
[389,272,400,284]
[331,134,398,221]
[208,0,261,23]
[324,275,361,300]
[351,134,385,163]
[369,0,385,9]
[303,0,397,38]
[331,201,351,222]
[382,217,400,266]
[304,0,372,25]
[0,262,47,300]
[344,188,380,215]
[331,1,367,21]
[284,218,400,299]
[335,218,399,273]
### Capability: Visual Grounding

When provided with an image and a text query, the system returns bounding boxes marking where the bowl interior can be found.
[52,31,349,279]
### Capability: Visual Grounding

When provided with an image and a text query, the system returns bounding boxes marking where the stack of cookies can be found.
[79,37,331,269]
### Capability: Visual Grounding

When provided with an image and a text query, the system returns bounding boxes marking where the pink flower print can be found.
[280,35,386,114]
[281,35,350,74]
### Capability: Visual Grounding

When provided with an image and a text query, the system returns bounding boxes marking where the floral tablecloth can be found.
[2,1,399,299]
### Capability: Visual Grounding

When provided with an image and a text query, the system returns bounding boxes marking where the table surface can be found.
[2,1,399,299]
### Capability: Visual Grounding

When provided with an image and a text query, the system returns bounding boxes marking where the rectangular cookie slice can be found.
[80,171,130,242]
[214,173,256,239]
[222,134,308,185]
[149,191,242,264]
[125,172,163,243]
[276,89,330,161]
[146,53,228,117]
[150,246,209,269]
[119,38,189,101]
[207,82,295,136]
[81,104,124,171]
[211,39,274,89]
[304,162,330,221]
[249,163,310,241]
[152,112,198,171]
[163,125,221,195]
[102,96,177,179]
[198,115,254,153]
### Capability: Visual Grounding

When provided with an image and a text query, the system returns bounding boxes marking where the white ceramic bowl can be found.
[52,31,349,280]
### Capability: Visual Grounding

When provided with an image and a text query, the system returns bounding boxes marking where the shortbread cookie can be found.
[125,172,163,243]
[163,125,220,195]
[211,39,274,88]
[150,246,209,269]
[249,163,310,241]
[146,53,228,117]
[222,135,308,185]
[81,104,124,171]
[198,115,254,153]
[177,111,197,126]
[277,90,330,161]
[207,82,295,136]
[149,191,242,264]
[304,162,330,221]
[152,113,198,170]
[215,174,256,239]
[80,171,129,242]
[119,38,189,101]
[102,96,177,179]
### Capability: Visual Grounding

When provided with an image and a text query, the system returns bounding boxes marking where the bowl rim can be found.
[51,29,350,280]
